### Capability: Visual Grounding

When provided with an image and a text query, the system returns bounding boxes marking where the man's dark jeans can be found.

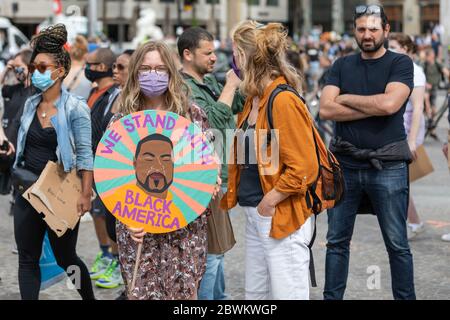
[324,162,416,300]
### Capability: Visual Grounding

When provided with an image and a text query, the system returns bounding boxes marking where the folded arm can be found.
[335,82,411,116]
[319,85,372,121]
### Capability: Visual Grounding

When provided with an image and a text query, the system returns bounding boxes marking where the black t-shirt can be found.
[2,84,35,142]
[237,122,264,207]
[325,50,413,168]
[90,85,118,154]
[23,113,58,175]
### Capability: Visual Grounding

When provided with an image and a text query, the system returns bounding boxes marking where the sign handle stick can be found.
[129,242,143,296]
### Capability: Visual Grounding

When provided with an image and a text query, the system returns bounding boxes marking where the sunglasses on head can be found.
[28,62,57,74]
[355,4,383,16]
[113,63,125,71]
[85,62,102,69]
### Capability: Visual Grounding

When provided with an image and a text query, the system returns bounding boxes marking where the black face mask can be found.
[84,66,113,82]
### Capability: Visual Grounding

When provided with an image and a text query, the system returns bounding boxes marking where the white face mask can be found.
[388,48,399,54]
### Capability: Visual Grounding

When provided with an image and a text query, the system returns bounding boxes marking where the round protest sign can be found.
[93,110,218,234]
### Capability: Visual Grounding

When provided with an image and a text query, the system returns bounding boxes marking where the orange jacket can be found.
[221,76,319,239]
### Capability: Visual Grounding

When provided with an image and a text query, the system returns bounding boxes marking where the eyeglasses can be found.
[355,5,383,16]
[138,65,169,76]
[113,63,126,71]
[28,63,57,74]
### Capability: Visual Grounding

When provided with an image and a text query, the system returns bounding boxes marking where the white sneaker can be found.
[441,233,450,242]
[80,212,93,222]
[407,223,425,240]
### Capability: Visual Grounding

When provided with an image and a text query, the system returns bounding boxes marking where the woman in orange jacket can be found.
[221,20,319,300]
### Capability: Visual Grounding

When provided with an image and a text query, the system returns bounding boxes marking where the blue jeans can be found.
[324,162,416,300]
[198,254,227,300]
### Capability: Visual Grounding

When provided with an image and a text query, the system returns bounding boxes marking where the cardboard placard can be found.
[409,145,434,183]
[23,161,82,237]
[23,189,69,237]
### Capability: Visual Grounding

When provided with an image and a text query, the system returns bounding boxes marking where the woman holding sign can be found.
[108,41,215,300]
[221,21,319,300]
[12,24,95,300]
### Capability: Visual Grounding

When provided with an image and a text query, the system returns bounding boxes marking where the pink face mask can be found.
[138,72,169,98]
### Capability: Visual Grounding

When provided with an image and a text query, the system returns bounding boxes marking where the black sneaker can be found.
[115,289,128,300]
[8,199,15,216]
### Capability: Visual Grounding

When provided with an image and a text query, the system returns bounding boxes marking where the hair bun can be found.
[30,23,71,78]
[31,23,68,53]
[265,23,287,52]
[255,23,287,61]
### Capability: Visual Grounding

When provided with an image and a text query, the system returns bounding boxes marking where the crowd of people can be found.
[0,3,450,300]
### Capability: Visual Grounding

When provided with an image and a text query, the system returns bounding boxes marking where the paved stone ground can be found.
[1,94,450,300]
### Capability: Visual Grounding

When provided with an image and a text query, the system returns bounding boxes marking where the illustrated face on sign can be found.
[134,134,174,199]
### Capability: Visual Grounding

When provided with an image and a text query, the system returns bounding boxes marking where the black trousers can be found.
[13,194,95,300]
[93,194,116,243]
[105,209,117,243]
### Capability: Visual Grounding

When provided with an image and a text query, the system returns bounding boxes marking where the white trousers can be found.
[243,206,313,300]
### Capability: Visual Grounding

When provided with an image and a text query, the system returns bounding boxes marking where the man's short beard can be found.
[137,174,172,194]
[194,61,212,76]
[357,37,385,53]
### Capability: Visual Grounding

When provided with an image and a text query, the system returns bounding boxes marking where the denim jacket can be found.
[14,88,93,172]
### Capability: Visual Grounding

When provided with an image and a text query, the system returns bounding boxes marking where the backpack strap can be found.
[308,213,318,287]
[267,84,305,130]
[267,84,321,211]
[266,84,321,287]
[309,130,322,213]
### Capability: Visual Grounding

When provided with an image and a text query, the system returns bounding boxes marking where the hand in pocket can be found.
[256,197,275,217]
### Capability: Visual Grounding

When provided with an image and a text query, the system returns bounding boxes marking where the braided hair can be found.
[30,24,71,78]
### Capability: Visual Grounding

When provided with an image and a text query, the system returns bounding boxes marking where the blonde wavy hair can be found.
[231,20,303,97]
[120,41,190,116]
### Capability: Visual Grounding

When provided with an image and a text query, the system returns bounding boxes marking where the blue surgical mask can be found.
[31,69,58,92]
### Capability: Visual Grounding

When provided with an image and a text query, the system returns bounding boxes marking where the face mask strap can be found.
[50,67,61,81]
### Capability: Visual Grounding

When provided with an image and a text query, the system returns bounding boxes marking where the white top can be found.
[413,63,426,88]
[404,62,426,146]
[405,62,426,113]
